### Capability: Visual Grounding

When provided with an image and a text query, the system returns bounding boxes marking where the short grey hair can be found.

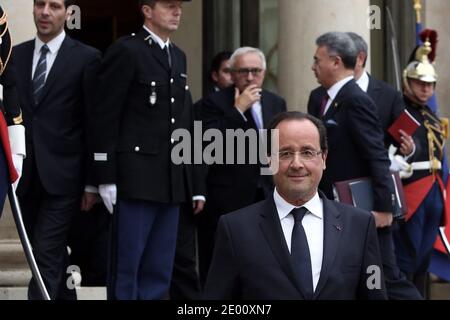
[229,47,267,70]
[347,32,368,67]
[316,32,358,69]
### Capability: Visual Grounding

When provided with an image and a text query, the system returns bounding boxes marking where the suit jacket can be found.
[203,193,387,300]
[307,80,394,212]
[200,86,286,215]
[91,28,203,203]
[12,35,101,196]
[366,75,405,147]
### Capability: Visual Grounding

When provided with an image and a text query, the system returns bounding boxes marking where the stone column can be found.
[2,0,35,45]
[425,0,450,120]
[278,0,370,111]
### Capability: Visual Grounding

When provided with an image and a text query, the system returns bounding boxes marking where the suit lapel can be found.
[258,198,306,299]
[323,80,356,120]
[261,91,273,129]
[36,36,73,107]
[23,41,36,111]
[139,29,171,73]
[314,195,343,297]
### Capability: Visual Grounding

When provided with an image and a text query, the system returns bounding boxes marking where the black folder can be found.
[333,172,406,219]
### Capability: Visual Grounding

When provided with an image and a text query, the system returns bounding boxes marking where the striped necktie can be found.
[33,44,49,105]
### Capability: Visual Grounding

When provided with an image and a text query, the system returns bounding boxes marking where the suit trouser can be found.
[109,199,179,300]
[393,182,443,298]
[170,202,202,300]
[18,157,78,300]
[377,226,422,299]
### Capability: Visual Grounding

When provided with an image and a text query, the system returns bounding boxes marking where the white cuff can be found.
[193,195,206,202]
[235,106,248,121]
[404,143,416,161]
[84,185,99,193]
[8,125,26,157]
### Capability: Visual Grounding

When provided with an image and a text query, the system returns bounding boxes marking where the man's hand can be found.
[99,184,117,214]
[234,85,262,113]
[372,211,393,228]
[193,199,205,215]
[81,192,100,212]
[399,130,415,156]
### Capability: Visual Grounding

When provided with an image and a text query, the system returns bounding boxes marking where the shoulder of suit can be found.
[223,200,268,224]
[262,89,285,103]
[330,199,373,222]
[13,39,34,53]
[69,38,101,57]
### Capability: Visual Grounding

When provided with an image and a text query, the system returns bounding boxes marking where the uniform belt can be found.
[411,160,442,171]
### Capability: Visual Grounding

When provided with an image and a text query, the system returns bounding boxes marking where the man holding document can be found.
[392,31,448,297]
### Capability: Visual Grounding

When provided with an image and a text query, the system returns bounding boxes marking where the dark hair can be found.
[210,51,232,74]
[346,32,368,68]
[316,32,358,70]
[268,111,328,155]
[34,0,77,8]
[139,0,156,8]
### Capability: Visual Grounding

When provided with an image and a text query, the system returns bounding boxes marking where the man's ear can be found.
[321,151,327,170]
[142,5,153,20]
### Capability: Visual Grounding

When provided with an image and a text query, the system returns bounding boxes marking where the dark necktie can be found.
[164,45,172,69]
[290,207,314,299]
[319,93,329,117]
[33,44,49,105]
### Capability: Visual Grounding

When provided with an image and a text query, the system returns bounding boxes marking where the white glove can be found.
[388,145,413,179]
[8,125,26,190]
[11,153,24,190]
[99,184,117,214]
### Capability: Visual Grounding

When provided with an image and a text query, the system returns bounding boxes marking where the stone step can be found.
[0,269,31,287]
[0,240,28,269]
[0,287,107,300]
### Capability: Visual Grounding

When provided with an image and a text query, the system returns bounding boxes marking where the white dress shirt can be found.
[323,75,354,115]
[355,71,370,93]
[143,25,170,49]
[274,188,324,291]
[237,101,263,130]
[32,30,66,81]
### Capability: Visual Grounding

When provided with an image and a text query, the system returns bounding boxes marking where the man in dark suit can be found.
[204,112,386,300]
[307,32,394,224]
[348,32,415,157]
[307,32,421,300]
[11,0,101,300]
[90,0,204,300]
[197,47,286,283]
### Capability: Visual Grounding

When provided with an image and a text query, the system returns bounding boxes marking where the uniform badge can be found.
[149,81,157,106]
[149,91,157,106]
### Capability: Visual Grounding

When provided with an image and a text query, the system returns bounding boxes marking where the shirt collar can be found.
[35,30,66,55]
[327,75,354,101]
[274,188,323,221]
[355,71,370,92]
[143,25,170,50]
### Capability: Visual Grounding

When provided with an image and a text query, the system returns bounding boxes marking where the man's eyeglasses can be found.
[233,68,263,76]
[278,150,323,162]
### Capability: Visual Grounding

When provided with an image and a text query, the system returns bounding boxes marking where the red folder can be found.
[388,109,421,144]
